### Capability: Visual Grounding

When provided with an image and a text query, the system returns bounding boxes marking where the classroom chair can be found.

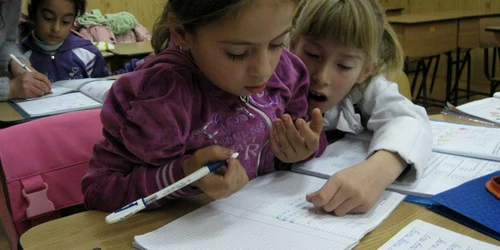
[391,70,412,100]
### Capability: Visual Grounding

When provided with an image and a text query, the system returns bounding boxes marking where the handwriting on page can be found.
[379,220,498,250]
[431,121,500,161]
[216,172,405,240]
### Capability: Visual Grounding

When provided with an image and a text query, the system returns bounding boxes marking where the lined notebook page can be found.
[133,171,405,250]
[378,220,499,250]
[15,92,101,117]
[431,120,500,162]
[292,135,500,197]
[456,97,500,124]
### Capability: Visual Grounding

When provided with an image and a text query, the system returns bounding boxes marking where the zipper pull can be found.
[240,96,249,103]
[50,53,55,60]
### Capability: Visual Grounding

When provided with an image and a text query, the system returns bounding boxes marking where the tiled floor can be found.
[0,75,494,249]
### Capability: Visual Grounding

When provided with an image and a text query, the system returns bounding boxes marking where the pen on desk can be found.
[105,152,239,224]
[9,54,32,72]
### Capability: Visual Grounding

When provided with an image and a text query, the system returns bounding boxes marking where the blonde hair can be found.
[153,0,303,54]
[292,0,404,83]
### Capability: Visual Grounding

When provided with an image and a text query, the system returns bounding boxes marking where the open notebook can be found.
[133,171,405,250]
[442,93,500,127]
[378,220,498,250]
[10,78,114,117]
[292,120,500,197]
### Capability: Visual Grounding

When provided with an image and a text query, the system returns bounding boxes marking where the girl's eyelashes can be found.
[226,43,285,61]
[338,64,353,71]
[226,52,247,61]
[304,50,320,59]
[269,42,285,50]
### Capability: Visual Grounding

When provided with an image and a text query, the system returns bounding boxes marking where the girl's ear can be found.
[356,62,375,84]
[168,13,193,50]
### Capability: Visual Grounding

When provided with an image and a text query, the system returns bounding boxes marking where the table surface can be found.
[111,41,154,57]
[19,114,500,249]
[486,26,500,32]
[388,10,500,24]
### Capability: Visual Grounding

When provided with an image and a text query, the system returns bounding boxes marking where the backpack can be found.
[0,109,103,249]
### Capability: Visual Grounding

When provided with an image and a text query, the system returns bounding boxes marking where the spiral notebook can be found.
[132,171,405,250]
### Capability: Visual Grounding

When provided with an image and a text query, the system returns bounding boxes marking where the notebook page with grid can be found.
[133,171,405,250]
[378,220,499,250]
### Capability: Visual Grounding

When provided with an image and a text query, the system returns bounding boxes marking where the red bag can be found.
[0,109,103,249]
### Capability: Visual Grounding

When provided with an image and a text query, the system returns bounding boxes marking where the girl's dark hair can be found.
[27,0,87,21]
[0,2,4,29]
[152,0,301,54]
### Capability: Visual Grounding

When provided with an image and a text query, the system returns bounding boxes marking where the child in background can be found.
[22,0,109,82]
[82,0,327,212]
[290,0,432,216]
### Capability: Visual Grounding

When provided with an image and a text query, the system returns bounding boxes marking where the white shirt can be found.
[323,75,433,186]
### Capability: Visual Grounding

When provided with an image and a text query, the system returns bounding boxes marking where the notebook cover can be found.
[430,171,500,240]
[404,195,436,207]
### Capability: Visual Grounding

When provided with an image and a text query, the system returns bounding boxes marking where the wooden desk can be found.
[111,42,153,57]
[388,13,460,58]
[486,26,500,44]
[101,51,114,59]
[107,42,153,72]
[19,114,500,249]
[0,102,23,123]
[19,196,500,250]
[384,7,404,17]
[438,10,500,49]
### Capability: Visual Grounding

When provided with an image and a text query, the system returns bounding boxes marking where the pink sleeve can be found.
[82,66,201,212]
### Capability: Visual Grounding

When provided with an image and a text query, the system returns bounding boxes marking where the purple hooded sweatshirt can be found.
[82,41,327,212]
[22,34,109,82]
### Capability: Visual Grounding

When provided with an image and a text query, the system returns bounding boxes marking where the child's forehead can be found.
[200,0,295,44]
[38,0,75,14]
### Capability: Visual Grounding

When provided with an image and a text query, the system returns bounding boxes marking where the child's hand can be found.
[270,108,323,163]
[8,72,52,99]
[183,145,249,200]
[306,151,406,216]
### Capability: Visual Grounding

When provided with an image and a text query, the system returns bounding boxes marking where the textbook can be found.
[378,219,499,250]
[442,93,500,127]
[292,120,500,198]
[10,78,114,118]
[133,171,405,250]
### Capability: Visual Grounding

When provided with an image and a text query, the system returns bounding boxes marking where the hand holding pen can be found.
[106,146,247,224]
[8,54,52,99]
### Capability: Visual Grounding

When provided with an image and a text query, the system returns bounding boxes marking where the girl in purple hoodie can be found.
[22,0,109,82]
[82,0,327,212]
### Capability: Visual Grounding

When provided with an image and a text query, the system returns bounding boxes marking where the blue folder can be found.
[428,171,500,240]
